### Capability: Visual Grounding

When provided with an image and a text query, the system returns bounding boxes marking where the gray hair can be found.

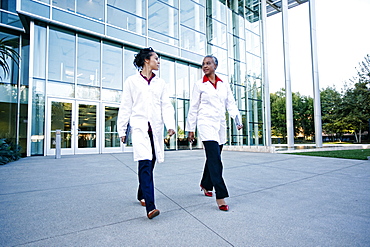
[204,55,218,66]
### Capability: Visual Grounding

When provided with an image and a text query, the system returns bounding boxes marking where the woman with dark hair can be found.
[118,47,175,219]
[186,55,243,211]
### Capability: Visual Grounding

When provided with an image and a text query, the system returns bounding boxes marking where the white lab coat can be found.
[117,72,175,163]
[186,76,241,144]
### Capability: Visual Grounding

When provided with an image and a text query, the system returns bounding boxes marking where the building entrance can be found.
[46,98,100,155]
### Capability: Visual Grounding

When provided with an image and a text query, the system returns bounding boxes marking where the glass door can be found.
[46,98,75,155]
[102,105,121,153]
[47,98,100,155]
[75,101,99,154]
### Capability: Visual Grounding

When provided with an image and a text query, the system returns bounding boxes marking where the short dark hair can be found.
[204,55,218,67]
[133,47,156,70]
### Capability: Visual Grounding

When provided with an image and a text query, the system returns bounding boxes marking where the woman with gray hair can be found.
[186,55,243,211]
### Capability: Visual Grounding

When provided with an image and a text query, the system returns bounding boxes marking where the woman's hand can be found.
[120,136,126,143]
[237,125,243,130]
[188,131,195,143]
[167,129,175,137]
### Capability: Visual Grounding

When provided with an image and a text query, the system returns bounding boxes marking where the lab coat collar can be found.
[203,74,222,89]
[202,74,223,83]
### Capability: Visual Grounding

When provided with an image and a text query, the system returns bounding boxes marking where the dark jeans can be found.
[201,141,229,199]
[137,130,156,213]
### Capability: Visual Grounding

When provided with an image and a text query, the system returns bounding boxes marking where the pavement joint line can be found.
[112,154,234,246]
[0,179,128,196]
[155,187,235,247]
[231,163,364,199]
[13,215,146,247]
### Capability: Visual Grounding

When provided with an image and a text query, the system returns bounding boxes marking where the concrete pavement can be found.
[0,150,369,246]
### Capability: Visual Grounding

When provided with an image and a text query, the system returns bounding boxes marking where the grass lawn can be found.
[287,149,370,160]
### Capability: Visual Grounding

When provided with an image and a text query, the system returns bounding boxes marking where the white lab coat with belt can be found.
[117,72,175,163]
[186,75,241,144]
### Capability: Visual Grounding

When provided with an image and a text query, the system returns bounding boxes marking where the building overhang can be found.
[266,0,309,17]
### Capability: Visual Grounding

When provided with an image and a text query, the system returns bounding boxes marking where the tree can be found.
[270,89,314,141]
[320,86,343,140]
[270,89,287,140]
[340,55,370,143]
[0,37,19,80]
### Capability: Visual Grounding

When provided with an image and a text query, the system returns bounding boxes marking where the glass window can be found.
[176,62,189,99]
[206,0,226,23]
[177,99,189,148]
[246,53,262,79]
[207,18,227,48]
[180,27,206,55]
[246,30,261,57]
[102,88,121,102]
[148,0,178,45]
[48,81,74,98]
[159,57,175,97]
[53,0,75,12]
[31,79,46,155]
[48,27,75,83]
[0,34,18,84]
[107,0,146,17]
[107,3,146,35]
[189,65,201,95]
[0,84,17,145]
[124,48,138,79]
[180,0,205,33]
[76,0,104,21]
[0,0,16,12]
[77,35,100,86]
[76,85,100,100]
[32,25,47,79]
[208,46,227,75]
[102,42,122,90]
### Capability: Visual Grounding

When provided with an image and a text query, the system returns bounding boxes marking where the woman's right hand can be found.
[188,132,195,143]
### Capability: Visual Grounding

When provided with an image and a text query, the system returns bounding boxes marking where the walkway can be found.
[1,150,369,246]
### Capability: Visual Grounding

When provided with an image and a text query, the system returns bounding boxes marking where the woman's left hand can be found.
[237,125,243,130]
[168,129,175,136]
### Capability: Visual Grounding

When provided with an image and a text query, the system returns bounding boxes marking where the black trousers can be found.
[201,141,229,199]
[137,130,156,213]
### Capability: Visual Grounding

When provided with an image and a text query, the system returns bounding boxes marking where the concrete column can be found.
[309,0,323,147]
[261,0,272,146]
[281,0,294,148]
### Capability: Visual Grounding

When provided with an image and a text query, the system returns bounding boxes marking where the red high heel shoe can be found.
[218,205,229,211]
[200,185,213,197]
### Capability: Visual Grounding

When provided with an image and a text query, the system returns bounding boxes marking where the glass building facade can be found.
[0,0,266,156]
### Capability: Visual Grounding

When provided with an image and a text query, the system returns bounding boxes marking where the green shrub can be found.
[0,138,22,165]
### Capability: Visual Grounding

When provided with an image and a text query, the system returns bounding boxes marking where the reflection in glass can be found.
[48,81,74,98]
[180,27,206,55]
[77,35,100,86]
[176,62,189,99]
[76,0,104,21]
[107,0,146,35]
[180,0,205,33]
[78,104,96,148]
[148,0,178,45]
[50,102,72,148]
[101,88,121,103]
[104,106,120,148]
[102,42,122,90]
[53,0,75,12]
[177,99,189,149]
[124,48,138,79]
[48,28,75,83]
[159,58,175,97]
[76,85,100,100]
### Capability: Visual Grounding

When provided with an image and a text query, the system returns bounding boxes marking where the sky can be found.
[266,0,370,96]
